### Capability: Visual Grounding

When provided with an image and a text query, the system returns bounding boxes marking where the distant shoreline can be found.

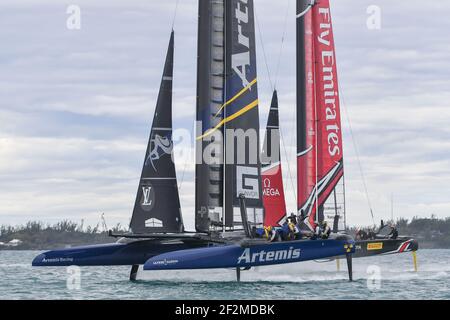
[1,217,449,250]
[1,240,448,251]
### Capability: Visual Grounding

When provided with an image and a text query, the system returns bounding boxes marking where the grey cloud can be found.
[0,0,449,228]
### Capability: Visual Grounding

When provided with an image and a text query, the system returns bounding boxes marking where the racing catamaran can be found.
[33,0,355,282]
[294,0,418,258]
[142,0,354,279]
[32,32,216,280]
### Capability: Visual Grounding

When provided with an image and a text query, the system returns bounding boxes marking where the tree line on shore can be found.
[1,216,449,250]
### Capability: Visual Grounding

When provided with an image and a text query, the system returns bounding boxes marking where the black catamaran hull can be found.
[32,239,211,267]
[352,238,418,258]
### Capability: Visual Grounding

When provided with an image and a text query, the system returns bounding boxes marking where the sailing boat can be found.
[32,32,215,280]
[33,0,355,282]
[261,91,288,227]
[294,0,418,258]
[143,0,353,277]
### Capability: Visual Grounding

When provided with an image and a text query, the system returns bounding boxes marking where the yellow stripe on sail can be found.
[213,78,257,119]
[196,99,259,140]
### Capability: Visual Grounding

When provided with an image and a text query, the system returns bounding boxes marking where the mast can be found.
[129,32,184,234]
[261,91,287,226]
[297,0,317,227]
[296,0,346,232]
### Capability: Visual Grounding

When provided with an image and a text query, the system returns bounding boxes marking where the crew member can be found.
[321,221,331,239]
[263,226,280,242]
[289,213,298,225]
[355,228,361,240]
[356,228,368,240]
[377,219,385,234]
[368,228,376,240]
[287,217,300,240]
[299,209,306,222]
[311,223,321,240]
[389,225,398,240]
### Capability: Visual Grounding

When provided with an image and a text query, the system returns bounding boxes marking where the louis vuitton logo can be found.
[142,186,153,206]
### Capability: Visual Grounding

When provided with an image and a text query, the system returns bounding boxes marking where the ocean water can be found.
[0,250,449,300]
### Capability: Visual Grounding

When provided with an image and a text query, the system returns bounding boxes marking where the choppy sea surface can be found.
[0,250,449,300]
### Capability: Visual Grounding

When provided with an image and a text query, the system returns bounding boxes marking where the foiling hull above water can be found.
[352,237,418,258]
[32,237,211,267]
[143,237,355,271]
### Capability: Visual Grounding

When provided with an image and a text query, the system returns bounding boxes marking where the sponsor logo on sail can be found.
[238,247,301,264]
[142,186,152,205]
[236,166,260,199]
[262,178,280,197]
[317,6,341,157]
[145,218,163,228]
[140,184,155,211]
[232,0,251,88]
[146,134,173,170]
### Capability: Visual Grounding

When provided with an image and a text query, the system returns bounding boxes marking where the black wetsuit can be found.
[390,228,398,240]
[322,226,331,239]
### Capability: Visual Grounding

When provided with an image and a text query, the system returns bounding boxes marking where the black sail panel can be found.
[129,32,184,234]
[195,0,226,232]
[224,0,264,228]
[261,91,288,226]
[261,91,280,167]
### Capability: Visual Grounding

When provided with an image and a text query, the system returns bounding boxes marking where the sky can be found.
[0,0,449,230]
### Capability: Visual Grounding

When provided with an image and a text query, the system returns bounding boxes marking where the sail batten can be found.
[129,32,184,234]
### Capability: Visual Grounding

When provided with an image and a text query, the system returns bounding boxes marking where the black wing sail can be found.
[195,0,226,233]
[224,0,264,229]
[129,32,184,234]
[261,91,280,168]
[195,0,263,232]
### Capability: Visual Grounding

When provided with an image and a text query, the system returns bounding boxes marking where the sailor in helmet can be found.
[286,213,300,240]
[321,221,331,239]
[263,225,281,242]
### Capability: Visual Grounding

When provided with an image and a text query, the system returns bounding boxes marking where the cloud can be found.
[0,0,449,229]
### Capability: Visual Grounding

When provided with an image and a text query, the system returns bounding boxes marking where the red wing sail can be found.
[297,2,317,227]
[261,91,287,226]
[297,0,345,232]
